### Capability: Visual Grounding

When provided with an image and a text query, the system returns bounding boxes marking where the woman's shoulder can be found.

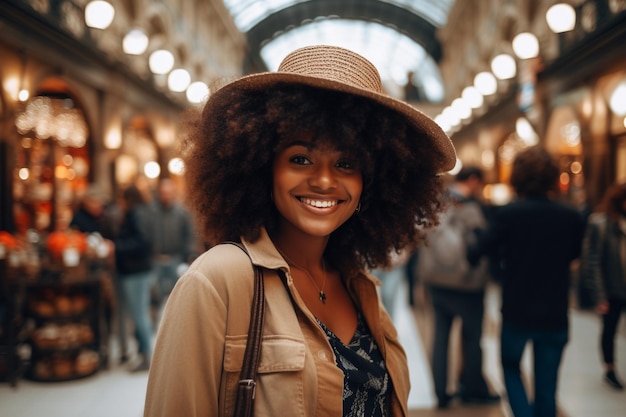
[181,243,256,294]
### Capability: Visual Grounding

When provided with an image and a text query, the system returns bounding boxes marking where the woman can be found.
[582,182,626,390]
[144,45,456,417]
[115,183,155,372]
[468,146,585,417]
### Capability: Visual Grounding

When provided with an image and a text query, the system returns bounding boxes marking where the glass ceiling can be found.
[223,0,456,102]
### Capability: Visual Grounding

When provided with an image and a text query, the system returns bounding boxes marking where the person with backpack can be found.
[417,166,500,409]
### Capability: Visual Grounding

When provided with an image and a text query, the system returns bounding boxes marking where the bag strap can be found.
[224,242,265,417]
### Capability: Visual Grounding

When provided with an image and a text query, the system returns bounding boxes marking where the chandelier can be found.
[15,96,88,148]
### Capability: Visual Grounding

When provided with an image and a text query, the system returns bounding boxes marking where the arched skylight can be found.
[222,0,456,102]
[260,19,444,101]
[223,0,454,32]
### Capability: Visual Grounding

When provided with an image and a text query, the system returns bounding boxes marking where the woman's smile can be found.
[298,197,340,209]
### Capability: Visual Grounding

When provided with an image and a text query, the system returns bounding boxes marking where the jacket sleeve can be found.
[581,214,607,305]
[144,268,226,417]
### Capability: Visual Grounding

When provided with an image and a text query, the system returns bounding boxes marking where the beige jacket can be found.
[144,228,410,417]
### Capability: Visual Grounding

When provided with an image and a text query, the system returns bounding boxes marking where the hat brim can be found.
[206,71,457,172]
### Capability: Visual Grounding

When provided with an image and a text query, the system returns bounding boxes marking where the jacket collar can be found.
[241,227,289,271]
[241,227,381,287]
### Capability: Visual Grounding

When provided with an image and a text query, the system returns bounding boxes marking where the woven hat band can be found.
[277,46,384,94]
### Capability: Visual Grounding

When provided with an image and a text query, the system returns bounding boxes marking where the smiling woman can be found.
[144,44,456,417]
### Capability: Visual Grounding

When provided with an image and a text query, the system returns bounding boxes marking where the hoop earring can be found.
[355,202,361,213]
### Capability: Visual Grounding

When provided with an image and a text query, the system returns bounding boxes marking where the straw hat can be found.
[205,45,456,172]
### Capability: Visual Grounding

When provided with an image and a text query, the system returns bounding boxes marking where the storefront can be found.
[448,3,626,209]
[0,0,194,384]
[0,2,189,235]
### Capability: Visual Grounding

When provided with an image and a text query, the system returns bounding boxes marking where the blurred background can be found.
[0,1,625,416]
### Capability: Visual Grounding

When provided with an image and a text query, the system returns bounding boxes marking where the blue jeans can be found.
[119,270,155,359]
[500,321,568,417]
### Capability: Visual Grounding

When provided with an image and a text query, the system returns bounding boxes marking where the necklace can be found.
[277,248,328,304]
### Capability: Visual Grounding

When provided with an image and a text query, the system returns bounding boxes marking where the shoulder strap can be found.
[223,242,265,417]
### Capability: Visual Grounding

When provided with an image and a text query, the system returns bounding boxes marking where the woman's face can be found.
[272,139,362,239]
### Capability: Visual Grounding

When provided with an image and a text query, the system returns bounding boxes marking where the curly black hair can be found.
[510,146,559,198]
[183,83,446,275]
[597,182,626,220]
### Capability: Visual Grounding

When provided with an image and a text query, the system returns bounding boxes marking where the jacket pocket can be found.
[222,336,306,417]
[224,335,305,372]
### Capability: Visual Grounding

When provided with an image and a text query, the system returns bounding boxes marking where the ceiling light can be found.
[512,32,539,59]
[546,3,576,33]
[451,98,472,120]
[473,72,497,95]
[609,82,626,116]
[168,69,191,92]
[85,1,115,30]
[461,86,484,109]
[186,81,209,104]
[491,54,517,80]
[149,49,174,75]
[123,29,149,55]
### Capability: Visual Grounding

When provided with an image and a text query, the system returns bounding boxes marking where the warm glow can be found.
[474,72,497,96]
[186,81,209,104]
[19,168,29,180]
[609,82,626,116]
[461,86,484,109]
[168,158,185,175]
[168,69,191,92]
[18,89,29,102]
[491,54,516,80]
[512,32,539,59]
[486,183,513,206]
[85,1,115,30]
[451,98,471,121]
[123,29,149,55]
[105,128,122,149]
[516,117,538,146]
[546,3,576,33]
[149,49,174,75]
[144,161,161,179]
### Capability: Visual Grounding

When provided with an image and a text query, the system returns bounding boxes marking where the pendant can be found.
[319,291,327,304]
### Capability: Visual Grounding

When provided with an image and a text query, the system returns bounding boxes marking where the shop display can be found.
[22,276,105,382]
[0,229,110,383]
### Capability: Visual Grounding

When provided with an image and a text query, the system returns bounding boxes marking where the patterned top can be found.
[318,314,391,417]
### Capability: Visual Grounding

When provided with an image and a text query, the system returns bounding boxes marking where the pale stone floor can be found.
[1,283,624,417]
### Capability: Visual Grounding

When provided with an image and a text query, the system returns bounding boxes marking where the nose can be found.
[309,163,336,190]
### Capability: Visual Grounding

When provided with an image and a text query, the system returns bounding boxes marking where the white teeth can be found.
[301,198,338,208]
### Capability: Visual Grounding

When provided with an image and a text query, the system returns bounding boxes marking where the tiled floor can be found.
[1,282,624,417]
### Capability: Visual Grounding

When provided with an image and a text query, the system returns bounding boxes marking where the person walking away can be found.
[581,182,626,390]
[115,183,156,372]
[152,178,197,306]
[418,166,500,408]
[143,44,457,416]
[468,146,585,417]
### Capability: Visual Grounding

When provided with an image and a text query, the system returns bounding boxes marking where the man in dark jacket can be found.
[469,147,585,417]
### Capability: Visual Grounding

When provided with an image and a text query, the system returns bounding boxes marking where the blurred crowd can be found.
[379,147,626,414]
[65,177,199,372]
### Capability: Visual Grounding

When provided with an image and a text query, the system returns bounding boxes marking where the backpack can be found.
[417,200,488,291]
